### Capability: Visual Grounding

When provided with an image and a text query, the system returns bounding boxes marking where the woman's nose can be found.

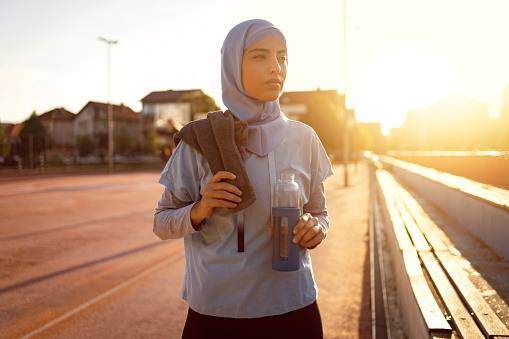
[268,55,281,74]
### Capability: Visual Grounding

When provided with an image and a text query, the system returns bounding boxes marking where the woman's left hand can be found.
[292,213,325,249]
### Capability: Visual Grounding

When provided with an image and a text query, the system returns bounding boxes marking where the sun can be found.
[356,50,459,134]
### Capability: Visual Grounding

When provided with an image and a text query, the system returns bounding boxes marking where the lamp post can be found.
[98,37,118,174]
[343,0,349,187]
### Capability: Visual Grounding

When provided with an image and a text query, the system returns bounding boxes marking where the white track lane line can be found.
[20,251,185,339]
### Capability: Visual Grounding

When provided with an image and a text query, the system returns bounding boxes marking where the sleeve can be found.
[158,142,210,203]
[303,126,333,248]
[303,183,329,234]
[303,183,329,250]
[153,188,202,240]
[309,128,334,195]
[153,142,210,240]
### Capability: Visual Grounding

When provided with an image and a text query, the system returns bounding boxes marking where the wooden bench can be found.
[375,164,509,338]
[379,155,509,262]
[375,167,452,338]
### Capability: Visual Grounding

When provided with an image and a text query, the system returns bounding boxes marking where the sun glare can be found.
[356,50,458,134]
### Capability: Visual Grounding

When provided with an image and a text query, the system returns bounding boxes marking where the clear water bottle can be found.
[272,172,301,271]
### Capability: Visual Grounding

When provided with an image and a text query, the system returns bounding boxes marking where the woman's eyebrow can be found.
[247,48,270,53]
[247,48,287,54]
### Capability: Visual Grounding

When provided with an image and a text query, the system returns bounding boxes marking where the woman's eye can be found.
[253,54,265,59]
[278,56,287,63]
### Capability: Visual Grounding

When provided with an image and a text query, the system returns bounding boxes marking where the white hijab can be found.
[221,19,290,157]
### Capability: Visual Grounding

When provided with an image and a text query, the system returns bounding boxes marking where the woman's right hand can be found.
[190,171,242,227]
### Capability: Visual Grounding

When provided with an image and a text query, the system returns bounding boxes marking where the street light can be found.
[343,0,349,187]
[98,37,118,174]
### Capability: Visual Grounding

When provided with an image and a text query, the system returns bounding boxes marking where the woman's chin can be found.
[258,91,284,102]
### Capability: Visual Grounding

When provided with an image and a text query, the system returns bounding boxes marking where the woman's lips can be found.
[265,78,282,87]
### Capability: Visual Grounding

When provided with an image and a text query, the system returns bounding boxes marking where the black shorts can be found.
[181,301,323,339]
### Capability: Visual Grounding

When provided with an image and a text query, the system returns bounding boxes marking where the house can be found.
[139,89,203,154]
[74,101,140,156]
[0,109,74,164]
[140,89,203,126]
[279,89,347,120]
[38,107,75,150]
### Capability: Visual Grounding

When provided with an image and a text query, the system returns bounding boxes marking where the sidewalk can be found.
[314,161,372,338]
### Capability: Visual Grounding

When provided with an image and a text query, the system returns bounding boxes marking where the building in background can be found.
[141,89,203,126]
[37,107,76,164]
[139,89,204,157]
[74,101,140,158]
[394,93,491,150]
[279,89,346,121]
[279,89,358,161]
[38,108,75,150]
[141,89,219,158]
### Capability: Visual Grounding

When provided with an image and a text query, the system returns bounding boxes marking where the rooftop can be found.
[79,101,140,120]
[39,108,75,121]
[141,89,203,103]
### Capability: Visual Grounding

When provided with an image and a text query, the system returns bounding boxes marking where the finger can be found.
[292,213,311,233]
[205,189,242,204]
[207,172,242,196]
[198,193,240,213]
[299,225,323,247]
[293,223,320,245]
[301,234,323,249]
[206,197,240,209]
[208,171,236,184]
[205,181,242,197]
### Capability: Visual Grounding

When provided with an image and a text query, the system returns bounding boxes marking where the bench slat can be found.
[376,169,452,337]
[391,184,449,252]
[420,252,485,338]
[403,250,452,334]
[381,172,431,251]
[435,250,509,338]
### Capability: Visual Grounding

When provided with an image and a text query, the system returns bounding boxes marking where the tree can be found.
[76,134,95,156]
[0,125,10,160]
[115,128,131,155]
[149,129,161,154]
[19,112,46,166]
[299,94,343,151]
[178,92,221,119]
[356,124,375,151]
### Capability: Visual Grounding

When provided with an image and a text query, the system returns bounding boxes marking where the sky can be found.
[1,0,508,134]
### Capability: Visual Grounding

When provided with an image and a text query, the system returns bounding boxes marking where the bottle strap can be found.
[236,210,244,252]
[236,150,276,252]
[268,151,276,228]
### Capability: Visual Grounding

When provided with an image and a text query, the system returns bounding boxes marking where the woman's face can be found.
[241,37,287,102]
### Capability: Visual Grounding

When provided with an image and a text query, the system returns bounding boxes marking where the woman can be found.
[153,19,333,338]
